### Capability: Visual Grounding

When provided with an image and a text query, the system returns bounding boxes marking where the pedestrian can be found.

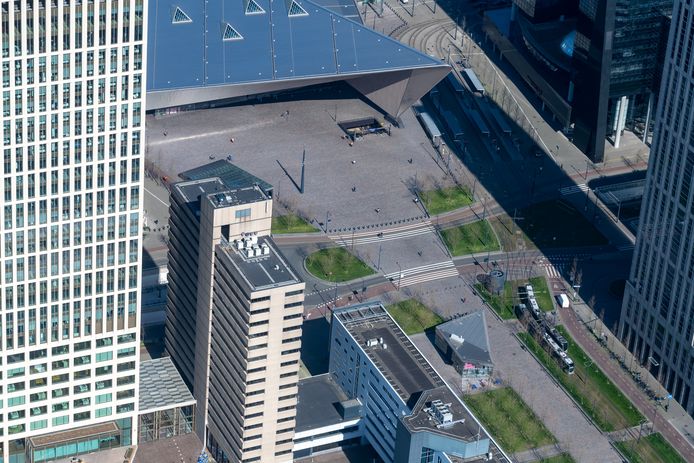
[163,131,167,136]
[352,186,356,192]
[230,137,235,143]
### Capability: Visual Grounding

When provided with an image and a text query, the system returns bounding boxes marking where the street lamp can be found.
[396,261,402,289]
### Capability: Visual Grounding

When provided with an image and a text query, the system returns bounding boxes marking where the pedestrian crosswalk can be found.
[331,221,436,247]
[559,183,589,195]
[544,263,564,279]
[384,261,459,288]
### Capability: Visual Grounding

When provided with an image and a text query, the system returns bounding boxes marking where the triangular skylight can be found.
[287,0,308,17]
[244,0,265,15]
[222,23,243,41]
[172,6,192,24]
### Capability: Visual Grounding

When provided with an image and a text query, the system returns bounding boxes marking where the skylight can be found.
[222,23,243,41]
[245,0,265,15]
[172,6,192,24]
[287,0,308,17]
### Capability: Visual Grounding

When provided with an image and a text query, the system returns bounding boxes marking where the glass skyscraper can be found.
[0,0,145,460]
[620,0,694,415]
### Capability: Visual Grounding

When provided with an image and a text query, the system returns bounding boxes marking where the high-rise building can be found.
[164,161,304,462]
[510,0,671,161]
[619,0,694,415]
[0,0,146,461]
[572,0,672,161]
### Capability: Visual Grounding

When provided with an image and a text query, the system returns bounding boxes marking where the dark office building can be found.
[510,0,671,161]
[572,0,672,161]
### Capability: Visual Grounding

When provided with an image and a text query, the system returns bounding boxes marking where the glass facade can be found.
[0,0,145,459]
[138,405,194,442]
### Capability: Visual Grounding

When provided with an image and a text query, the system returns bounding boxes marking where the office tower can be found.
[327,303,505,463]
[164,161,304,462]
[0,0,146,461]
[620,0,694,415]
[510,0,671,161]
[572,0,672,161]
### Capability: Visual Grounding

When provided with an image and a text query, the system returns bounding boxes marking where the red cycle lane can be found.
[561,307,694,461]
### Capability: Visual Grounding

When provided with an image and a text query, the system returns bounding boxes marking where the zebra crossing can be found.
[559,183,589,195]
[384,260,459,288]
[544,263,565,279]
[331,221,436,247]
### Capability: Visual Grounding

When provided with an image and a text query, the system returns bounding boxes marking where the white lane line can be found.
[145,187,168,207]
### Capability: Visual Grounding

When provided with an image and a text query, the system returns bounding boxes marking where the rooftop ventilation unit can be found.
[430,399,453,426]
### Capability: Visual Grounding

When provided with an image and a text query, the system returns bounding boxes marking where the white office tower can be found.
[620,0,694,416]
[0,0,146,460]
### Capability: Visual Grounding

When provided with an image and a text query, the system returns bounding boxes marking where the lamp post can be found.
[396,261,402,289]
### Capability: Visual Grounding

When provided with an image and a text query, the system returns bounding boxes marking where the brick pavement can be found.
[560,306,694,461]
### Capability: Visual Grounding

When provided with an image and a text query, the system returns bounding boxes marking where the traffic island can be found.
[440,220,500,256]
[305,247,375,282]
[615,433,686,463]
[420,186,474,215]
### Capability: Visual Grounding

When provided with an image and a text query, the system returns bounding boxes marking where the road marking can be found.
[559,183,589,195]
[384,260,454,279]
[144,187,168,207]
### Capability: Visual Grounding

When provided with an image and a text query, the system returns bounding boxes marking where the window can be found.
[235,208,251,219]
[52,415,69,426]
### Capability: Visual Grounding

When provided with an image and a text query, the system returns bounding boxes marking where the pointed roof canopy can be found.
[147,0,449,117]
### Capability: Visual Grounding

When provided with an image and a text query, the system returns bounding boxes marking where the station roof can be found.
[147,0,443,93]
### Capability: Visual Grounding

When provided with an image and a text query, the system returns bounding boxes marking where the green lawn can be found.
[386,299,443,335]
[441,220,500,256]
[490,213,536,252]
[305,248,375,282]
[475,281,515,320]
[615,433,686,463]
[464,387,556,453]
[420,186,473,215]
[518,327,643,432]
[272,214,318,234]
[538,455,576,463]
[528,276,554,312]
[519,200,608,248]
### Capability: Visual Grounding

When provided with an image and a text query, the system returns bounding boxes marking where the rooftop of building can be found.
[334,303,445,403]
[179,160,274,197]
[139,357,196,413]
[402,386,490,445]
[216,235,301,291]
[295,374,359,433]
[147,0,444,94]
[172,162,272,217]
[436,311,493,366]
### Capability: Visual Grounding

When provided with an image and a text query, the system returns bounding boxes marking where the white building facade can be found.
[0,0,146,460]
[620,0,694,415]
